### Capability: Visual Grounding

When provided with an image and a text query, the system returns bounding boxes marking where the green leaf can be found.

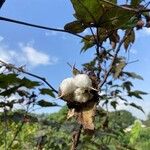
[131,0,142,6]
[0,101,15,108]
[123,72,143,80]
[129,120,142,145]
[124,29,135,50]
[0,85,21,97]
[71,0,103,25]
[39,88,55,98]
[121,16,137,29]
[109,30,120,49]
[64,21,85,33]
[100,7,135,29]
[111,101,118,110]
[122,81,133,92]
[21,77,41,89]
[37,100,59,107]
[0,73,20,88]
[129,103,144,113]
[98,28,109,44]
[128,90,148,99]
[110,0,117,4]
[114,60,126,78]
[17,90,30,97]
[81,35,95,52]
[72,65,81,76]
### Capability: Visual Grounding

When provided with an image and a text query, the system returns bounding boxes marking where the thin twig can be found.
[70,125,83,150]
[99,29,133,88]
[95,27,101,81]
[0,16,87,40]
[0,60,58,94]
[126,59,139,65]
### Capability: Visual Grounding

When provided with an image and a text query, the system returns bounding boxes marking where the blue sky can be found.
[0,0,150,119]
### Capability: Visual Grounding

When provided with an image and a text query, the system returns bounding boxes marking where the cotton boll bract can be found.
[58,77,76,99]
[74,88,93,103]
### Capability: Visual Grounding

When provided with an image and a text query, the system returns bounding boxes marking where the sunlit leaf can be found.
[100,7,135,29]
[71,0,103,25]
[114,60,126,78]
[81,35,95,52]
[128,90,147,99]
[124,29,135,50]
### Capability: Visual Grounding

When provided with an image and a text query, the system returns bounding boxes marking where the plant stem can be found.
[99,29,132,88]
[70,125,83,150]
[0,16,87,40]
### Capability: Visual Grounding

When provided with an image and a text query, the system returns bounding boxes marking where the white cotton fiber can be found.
[59,77,76,97]
[73,74,92,88]
[74,88,93,103]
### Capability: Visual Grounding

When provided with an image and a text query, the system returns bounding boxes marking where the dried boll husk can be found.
[74,88,93,103]
[73,74,97,91]
[58,77,76,99]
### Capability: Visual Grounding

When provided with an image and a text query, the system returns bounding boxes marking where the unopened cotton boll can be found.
[58,77,76,98]
[73,74,92,88]
[74,88,93,103]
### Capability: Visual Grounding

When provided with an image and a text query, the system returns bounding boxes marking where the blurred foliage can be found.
[0,107,150,149]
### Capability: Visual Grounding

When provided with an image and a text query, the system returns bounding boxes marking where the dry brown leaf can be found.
[67,108,75,119]
[76,101,96,131]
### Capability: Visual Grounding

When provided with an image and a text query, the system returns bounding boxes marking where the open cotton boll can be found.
[74,88,93,103]
[58,77,76,98]
[73,74,92,88]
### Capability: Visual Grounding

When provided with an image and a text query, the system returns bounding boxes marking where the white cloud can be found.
[0,46,16,63]
[0,36,4,42]
[130,48,137,55]
[22,46,55,66]
[45,31,58,36]
[143,28,150,35]
[136,28,150,38]
[82,28,91,35]
[0,43,58,67]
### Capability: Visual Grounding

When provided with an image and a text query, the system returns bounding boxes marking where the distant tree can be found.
[143,112,150,127]
[109,110,136,129]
